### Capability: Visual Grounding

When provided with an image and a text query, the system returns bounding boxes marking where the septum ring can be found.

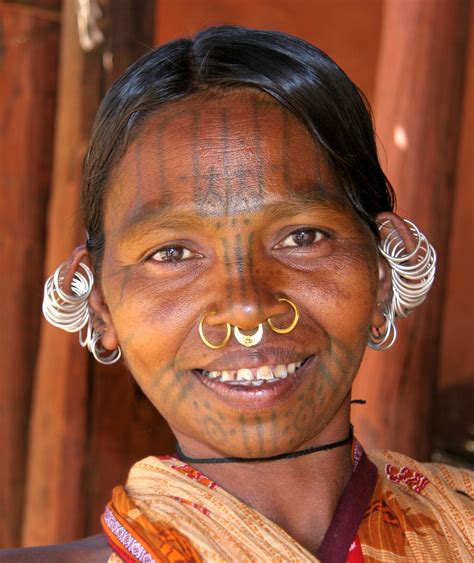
[199,298,299,349]
[234,324,264,347]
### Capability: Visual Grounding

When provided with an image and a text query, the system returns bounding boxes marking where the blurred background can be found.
[0,0,472,549]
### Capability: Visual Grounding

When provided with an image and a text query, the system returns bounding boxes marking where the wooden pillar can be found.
[435,1,474,462]
[0,0,60,549]
[21,0,101,546]
[352,0,469,459]
[21,0,156,545]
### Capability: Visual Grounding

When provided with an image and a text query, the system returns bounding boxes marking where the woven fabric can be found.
[102,450,473,562]
[103,456,318,562]
[360,450,474,562]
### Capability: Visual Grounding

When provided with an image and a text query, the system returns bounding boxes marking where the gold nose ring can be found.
[267,298,299,334]
[199,312,232,350]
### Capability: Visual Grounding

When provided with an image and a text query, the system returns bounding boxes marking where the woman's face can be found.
[99,90,380,457]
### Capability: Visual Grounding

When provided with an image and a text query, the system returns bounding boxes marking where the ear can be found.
[68,245,119,352]
[371,211,417,329]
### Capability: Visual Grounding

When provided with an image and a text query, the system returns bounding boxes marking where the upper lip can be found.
[193,346,312,372]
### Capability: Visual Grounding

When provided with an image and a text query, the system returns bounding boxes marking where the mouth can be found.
[191,354,314,409]
[193,358,307,386]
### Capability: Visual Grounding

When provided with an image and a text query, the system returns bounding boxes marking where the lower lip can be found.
[192,356,315,410]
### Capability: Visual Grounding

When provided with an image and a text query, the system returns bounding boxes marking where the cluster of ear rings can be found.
[42,218,436,364]
[368,219,436,351]
[43,261,121,365]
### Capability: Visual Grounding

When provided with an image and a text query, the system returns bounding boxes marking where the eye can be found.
[276,228,325,248]
[149,245,197,263]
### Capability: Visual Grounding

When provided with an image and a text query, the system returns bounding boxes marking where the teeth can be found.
[228,379,265,387]
[256,365,272,379]
[236,368,253,381]
[273,364,288,378]
[199,359,306,384]
[221,370,236,381]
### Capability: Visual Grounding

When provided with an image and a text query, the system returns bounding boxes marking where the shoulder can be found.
[0,534,112,562]
[361,450,474,559]
[367,449,474,545]
[367,448,474,500]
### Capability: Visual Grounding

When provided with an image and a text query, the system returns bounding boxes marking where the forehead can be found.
[104,90,343,226]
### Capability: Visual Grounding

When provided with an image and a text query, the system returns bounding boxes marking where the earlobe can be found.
[87,286,119,351]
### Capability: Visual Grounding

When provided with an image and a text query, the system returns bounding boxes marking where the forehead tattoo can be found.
[190,103,266,216]
[111,92,352,244]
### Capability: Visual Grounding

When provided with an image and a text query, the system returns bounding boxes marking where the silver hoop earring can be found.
[43,261,121,365]
[368,304,397,351]
[42,261,93,332]
[378,219,436,319]
[90,329,122,365]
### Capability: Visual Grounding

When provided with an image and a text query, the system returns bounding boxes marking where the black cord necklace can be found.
[176,425,353,464]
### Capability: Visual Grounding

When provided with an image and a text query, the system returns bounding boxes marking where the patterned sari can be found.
[102,441,473,562]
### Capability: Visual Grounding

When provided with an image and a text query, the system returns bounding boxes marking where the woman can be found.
[3,26,472,562]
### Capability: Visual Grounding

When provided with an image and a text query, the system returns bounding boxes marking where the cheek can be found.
[102,269,187,362]
[101,265,221,390]
[291,247,377,416]
[300,247,377,334]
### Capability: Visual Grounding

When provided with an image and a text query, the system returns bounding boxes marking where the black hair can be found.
[82,25,395,269]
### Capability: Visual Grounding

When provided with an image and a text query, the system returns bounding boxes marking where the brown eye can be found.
[278,229,324,248]
[292,230,316,246]
[150,246,194,263]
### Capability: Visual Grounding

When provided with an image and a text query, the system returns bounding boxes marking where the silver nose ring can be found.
[233,324,264,347]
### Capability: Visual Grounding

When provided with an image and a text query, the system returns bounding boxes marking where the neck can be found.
[176,426,353,464]
[173,400,353,554]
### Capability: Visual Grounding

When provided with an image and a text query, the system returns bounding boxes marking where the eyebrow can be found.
[266,184,350,218]
[117,182,350,244]
[117,202,210,245]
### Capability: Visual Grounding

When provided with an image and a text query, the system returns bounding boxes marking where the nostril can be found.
[204,311,228,328]
[207,303,263,329]
[202,297,298,332]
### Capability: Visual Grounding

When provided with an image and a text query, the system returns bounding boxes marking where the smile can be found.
[194,359,308,386]
[191,354,316,409]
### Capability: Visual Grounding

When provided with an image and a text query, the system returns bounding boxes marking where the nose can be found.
[208,299,291,331]
[205,271,301,336]
[204,235,297,332]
